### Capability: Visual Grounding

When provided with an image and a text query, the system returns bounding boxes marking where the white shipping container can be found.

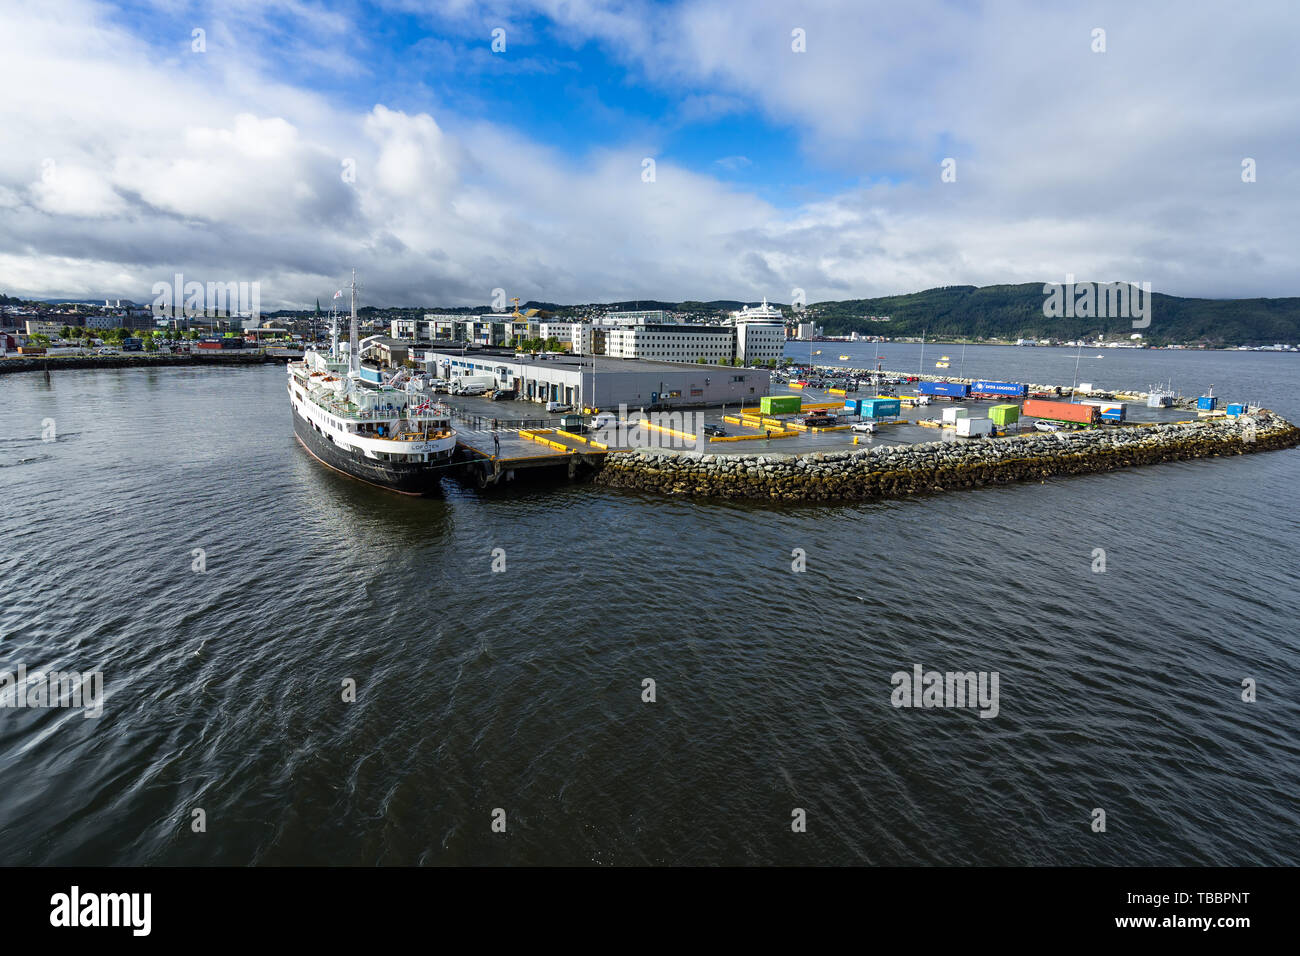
[956,417,994,437]
[941,406,969,423]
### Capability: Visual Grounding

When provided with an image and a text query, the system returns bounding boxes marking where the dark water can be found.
[1,349,1297,865]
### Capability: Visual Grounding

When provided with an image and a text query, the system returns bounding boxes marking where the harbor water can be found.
[1,345,1297,865]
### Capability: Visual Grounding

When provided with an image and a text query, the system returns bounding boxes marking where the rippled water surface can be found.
[1,347,1297,865]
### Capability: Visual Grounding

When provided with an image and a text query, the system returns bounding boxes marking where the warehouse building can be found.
[421,347,770,409]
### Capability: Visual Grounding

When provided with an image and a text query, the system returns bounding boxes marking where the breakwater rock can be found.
[592,412,1300,501]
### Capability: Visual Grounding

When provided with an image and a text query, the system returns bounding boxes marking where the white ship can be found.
[287,273,457,494]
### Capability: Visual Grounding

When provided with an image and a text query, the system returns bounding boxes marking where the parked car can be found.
[851,421,876,433]
[490,389,517,402]
[545,401,569,412]
[1033,420,1061,432]
[803,414,837,426]
[702,423,727,437]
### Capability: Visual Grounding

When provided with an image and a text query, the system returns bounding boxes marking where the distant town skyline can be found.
[3,1,1298,310]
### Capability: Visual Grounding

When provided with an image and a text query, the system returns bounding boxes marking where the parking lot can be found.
[434,380,1198,458]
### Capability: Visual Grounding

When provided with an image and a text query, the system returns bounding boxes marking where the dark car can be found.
[803,414,837,426]
[490,389,517,401]
[702,423,727,437]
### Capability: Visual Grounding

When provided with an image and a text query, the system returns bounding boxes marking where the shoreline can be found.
[0,352,289,375]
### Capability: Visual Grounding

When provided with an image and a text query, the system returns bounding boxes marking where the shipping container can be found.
[956,417,994,437]
[941,406,969,423]
[988,404,1020,425]
[1022,398,1100,425]
[861,398,900,418]
[761,395,802,415]
[1197,395,1218,410]
[842,399,861,416]
[970,380,1027,397]
[919,381,970,398]
[1226,403,1246,416]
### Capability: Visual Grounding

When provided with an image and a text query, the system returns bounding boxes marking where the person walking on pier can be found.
[492,428,500,460]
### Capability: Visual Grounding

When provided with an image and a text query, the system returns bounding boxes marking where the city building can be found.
[24,320,65,337]
[599,309,677,326]
[606,324,734,364]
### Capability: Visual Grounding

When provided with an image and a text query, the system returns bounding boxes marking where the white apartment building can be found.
[538,322,575,346]
[606,324,734,364]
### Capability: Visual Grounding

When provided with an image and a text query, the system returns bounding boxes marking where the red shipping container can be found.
[1022,398,1099,424]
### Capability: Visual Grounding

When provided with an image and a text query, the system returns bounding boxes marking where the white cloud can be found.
[0,0,1297,308]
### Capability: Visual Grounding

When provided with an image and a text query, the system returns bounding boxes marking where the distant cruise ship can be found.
[287,274,457,494]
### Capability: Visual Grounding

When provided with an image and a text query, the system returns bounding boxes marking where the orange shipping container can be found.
[1022,398,1099,424]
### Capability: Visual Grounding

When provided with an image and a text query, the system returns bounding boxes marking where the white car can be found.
[1033,420,1061,432]
[851,421,877,433]
[545,401,570,412]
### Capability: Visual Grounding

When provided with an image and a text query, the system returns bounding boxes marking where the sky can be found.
[1,0,1297,309]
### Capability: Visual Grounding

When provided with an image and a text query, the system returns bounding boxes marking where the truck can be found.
[919,381,970,398]
[450,375,494,395]
[1022,398,1101,426]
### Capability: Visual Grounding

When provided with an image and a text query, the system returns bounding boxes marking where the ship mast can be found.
[348,269,359,377]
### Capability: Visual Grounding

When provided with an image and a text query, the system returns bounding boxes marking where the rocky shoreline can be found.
[0,352,286,375]
[592,412,1300,501]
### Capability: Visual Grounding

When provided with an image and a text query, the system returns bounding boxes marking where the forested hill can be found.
[805,284,1300,346]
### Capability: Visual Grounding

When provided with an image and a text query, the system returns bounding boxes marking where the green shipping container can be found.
[989,404,1020,425]
[761,395,802,415]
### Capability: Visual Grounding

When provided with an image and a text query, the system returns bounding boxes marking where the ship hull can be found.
[292,406,451,495]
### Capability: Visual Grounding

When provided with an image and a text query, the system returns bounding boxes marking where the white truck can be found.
[450,375,494,396]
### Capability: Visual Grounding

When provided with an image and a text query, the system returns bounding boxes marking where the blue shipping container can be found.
[843,399,860,415]
[862,399,901,418]
[1197,395,1218,410]
[970,380,1027,397]
[920,381,970,398]
[1226,403,1246,415]
[1100,408,1125,422]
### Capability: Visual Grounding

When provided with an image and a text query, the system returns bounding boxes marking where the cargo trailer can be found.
[970,381,1027,397]
[941,407,969,423]
[761,395,802,415]
[1081,400,1126,422]
[1022,398,1100,426]
[919,381,970,398]
[956,417,994,437]
[988,404,1020,426]
[861,398,900,418]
